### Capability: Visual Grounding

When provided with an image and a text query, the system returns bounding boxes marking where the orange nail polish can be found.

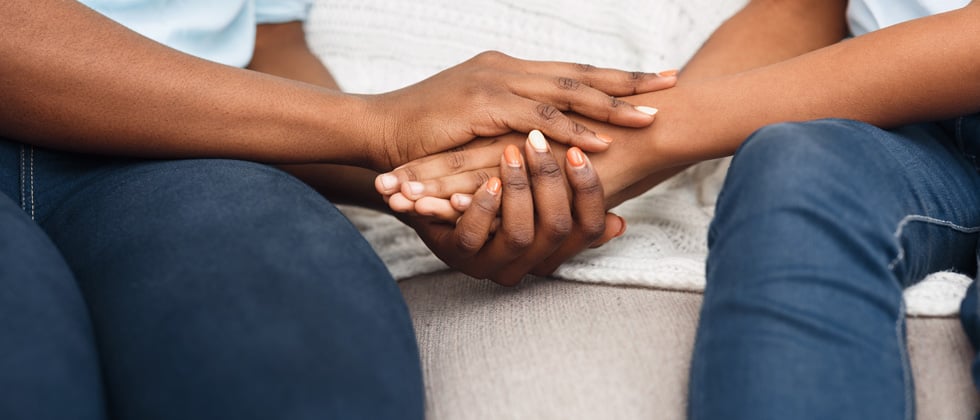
[596,133,614,144]
[659,69,679,77]
[567,147,587,168]
[504,145,522,168]
[487,177,502,195]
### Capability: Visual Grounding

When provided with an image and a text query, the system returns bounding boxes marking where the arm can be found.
[2,0,671,173]
[622,0,980,184]
[379,0,852,209]
[245,21,387,210]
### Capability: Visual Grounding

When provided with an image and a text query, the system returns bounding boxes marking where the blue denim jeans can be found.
[688,115,980,419]
[0,140,423,420]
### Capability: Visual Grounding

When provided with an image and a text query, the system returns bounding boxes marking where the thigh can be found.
[691,119,980,420]
[39,158,423,420]
[0,193,106,420]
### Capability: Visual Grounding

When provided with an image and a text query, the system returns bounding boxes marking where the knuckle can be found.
[570,121,588,135]
[454,230,486,254]
[629,71,644,81]
[573,176,604,197]
[535,103,562,121]
[446,150,466,171]
[531,159,562,179]
[472,171,491,189]
[504,230,534,251]
[610,96,626,108]
[504,176,530,192]
[473,197,498,215]
[475,50,507,65]
[580,220,606,244]
[556,77,581,91]
[575,63,596,73]
[542,215,573,242]
[401,166,419,182]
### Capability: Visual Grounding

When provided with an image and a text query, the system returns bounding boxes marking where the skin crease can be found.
[388,0,980,221]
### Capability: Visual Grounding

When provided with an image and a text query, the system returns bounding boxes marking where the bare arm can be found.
[637,1,978,164]
[3,0,672,174]
[245,21,386,210]
[2,1,378,166]
[388,0,980,211]
[597,0,980,201]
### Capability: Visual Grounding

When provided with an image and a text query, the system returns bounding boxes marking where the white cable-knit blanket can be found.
[306,0,971,317]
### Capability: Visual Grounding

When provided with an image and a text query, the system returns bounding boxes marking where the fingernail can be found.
[595,133,613,144]
[658,69,679,77]
[487,177,502,195]
[379,173,398,191]
[504,144,522,168]
[615,216,627,237]
[528,129,549,153]
[567,147,587,168]
[407,181,425,196]
[452,194,472,209]
[635,106,658,116]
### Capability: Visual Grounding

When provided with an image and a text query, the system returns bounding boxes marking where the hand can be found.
[377,84,699,215]
[402,131,625,285]
[365,51,675,172]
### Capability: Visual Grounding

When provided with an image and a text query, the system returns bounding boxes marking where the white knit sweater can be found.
[304,0,969,317]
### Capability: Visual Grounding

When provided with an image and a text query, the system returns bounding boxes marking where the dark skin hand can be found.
[405,131,623,285]
[237,21,640,283]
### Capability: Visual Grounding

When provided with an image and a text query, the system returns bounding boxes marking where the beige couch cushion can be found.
[400,271,980,419]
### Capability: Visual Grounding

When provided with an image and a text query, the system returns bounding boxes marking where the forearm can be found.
[679,0,847,82]
[2,1,379,166]
[243,21,386,210]
[631,3,980,173]
[610,0,847,196]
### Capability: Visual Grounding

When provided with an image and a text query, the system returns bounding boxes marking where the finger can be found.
[525,61,679,97]
[590,213,627,249]
[400,169,499,200]
[565,147,606,245]
[379,137,519,196]
[532,149,616,276]
[388,193,417,213]
[415,197,463,222]
[532,213,626,276]
[477,144,535,284]
[490,130,573,285]
[452,177,503,257]
[509,75,661,128]
[486,97,610,153]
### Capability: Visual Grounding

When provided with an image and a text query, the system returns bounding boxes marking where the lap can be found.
[0,193,106,420]
[0,143,423,419]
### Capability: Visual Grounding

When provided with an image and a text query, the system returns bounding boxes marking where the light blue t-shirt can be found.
[847,0,969,36]
[79,0,313,68]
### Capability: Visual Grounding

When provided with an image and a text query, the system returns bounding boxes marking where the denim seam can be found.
[888,215,980,270]
[897,298,913,420]
[29,147,35,220]
[18,144,25,212]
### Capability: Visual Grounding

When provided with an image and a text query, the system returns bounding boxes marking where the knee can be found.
[728,120,874,189]
[49,159,387,282]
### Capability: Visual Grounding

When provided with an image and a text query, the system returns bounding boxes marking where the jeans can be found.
[688,115,980,419]
[0,140,424,420]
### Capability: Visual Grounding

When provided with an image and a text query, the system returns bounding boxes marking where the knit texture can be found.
[305,0,970,317]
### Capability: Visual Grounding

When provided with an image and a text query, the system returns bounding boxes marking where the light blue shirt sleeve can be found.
[255,0,314,24]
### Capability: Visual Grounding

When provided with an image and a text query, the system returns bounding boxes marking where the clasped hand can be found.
[370,52,675,285]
